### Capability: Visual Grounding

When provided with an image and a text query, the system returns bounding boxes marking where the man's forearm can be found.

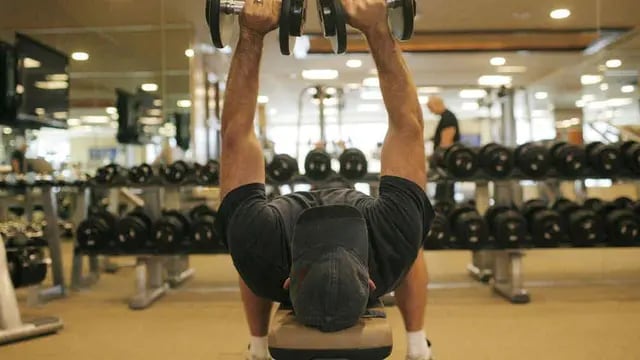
[365,28,422,130]
[221,32,264,136]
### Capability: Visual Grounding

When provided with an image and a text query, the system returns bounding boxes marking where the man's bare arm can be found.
[439,127,457,148]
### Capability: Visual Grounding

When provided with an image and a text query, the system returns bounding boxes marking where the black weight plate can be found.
[339,148,368,180]
[208,0,236,49]
[521,199,547,221]
[154,211,189,252]
[493,210,527,248]
[583,198,604,212]
[304,149,332,181]
[479,143,513,178]
[327,0,347,54]
[568,210,601,247]
[515,143,550,178]
[606,210,639,246]
[117,211,152,252]
[587,142,621,175]
[530,209,563,247]
[424,213,449,250]
[620,141,640,174]
[551,143,586,176]
[189,204,217,221]
[279,0,296,55]
[433,201,454,215]
[317,0,336,37]
[613,197,633,209]
[267,154,298,182]
[445,144,477,178]
[289,0,306,36]
[389,0,415,41]
[164,161,191,183]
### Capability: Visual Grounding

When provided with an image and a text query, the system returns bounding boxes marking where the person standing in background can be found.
[10,138,28,174]
[427,96,460,202]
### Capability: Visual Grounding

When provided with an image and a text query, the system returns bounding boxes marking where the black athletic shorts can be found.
[214,176,434,303]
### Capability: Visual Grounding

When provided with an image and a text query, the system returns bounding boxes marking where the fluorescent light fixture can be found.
[497,66,528,73]
[462,102,480,111]
[139,117,163,125]
[490,57,506,66]
[2,127,12,135]
[23,57,41,68]
[360,89,383,101]
[478,75,511,86]
[153,99,163,107]
[257,95,269,104]
[53,112,68,119]
[82,116,110,124]
[582,94,596,102]
[35,108,45,116]
[534,92,548,100]
[459,89,487,99]
[185,48,195,58]
[269,108,278,115]
[418,86,441,94]
[346,59,362,68]
[46,74,69,81]
[147,109,162,117]
[301,69,339,80]
[550,8,571,19]
[67,118,81,127]
[105,107,117,115]
[357,104,381,112]
[580,74,602,85]
[141,83,158,92]
[362,77,380,87]
[35,81,69,90]
[575,100,585,108]
[177,100,192,108]
[600,83,609,91]
[605,59,622,68]
[71,52,89,61]
[325,87,338,95]
[607,98,633,107]
[346,83,361,90]
[621,85,635,93]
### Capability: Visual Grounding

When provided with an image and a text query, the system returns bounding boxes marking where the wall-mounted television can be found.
[14,33,69,129]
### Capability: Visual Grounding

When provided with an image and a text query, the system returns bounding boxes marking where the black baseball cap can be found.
[289,205,370,332]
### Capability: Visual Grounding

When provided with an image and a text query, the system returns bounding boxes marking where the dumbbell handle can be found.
[223,0,401,14]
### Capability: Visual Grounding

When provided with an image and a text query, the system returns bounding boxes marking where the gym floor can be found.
[3,243,640,360]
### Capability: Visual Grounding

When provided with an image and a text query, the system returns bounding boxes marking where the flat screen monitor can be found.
[14,33,69,129]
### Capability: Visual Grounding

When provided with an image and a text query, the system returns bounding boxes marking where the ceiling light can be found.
[575,100,585,108]
[67,118,81,127]
[177,100,192,108]
[301,69,339,80]
[105,107,117,115]
[600,83,609,91]
[462,102,480,111]
[357,104,381,112]
[621,85,635,93]
[147,109,162,117]
[139,117,163,125]
[605,59,622,68]
[418,95,430,104]
[2,127,12,135]
[580,75,603,85]
[34,81,69,90]
[478,75,512,86]
[269,108,278,115]
[141,83,158,92]
[185,48,195,58]
[325,87,338,95]
[362,77,380,87]
[607,98,633,107]
[82,116,110,124]
[459,89,487,99]
[346,59,362,68]
[71,52,90,61]
[417,86,441,94]
[550,8,571,19]
[323,98,339,106]
[153,99,163,107]
[46,74,69,81]
[490,57,506,66]
[257,95,269,104]
[360,89,383,101]
[53,112,68,119]
[582,94,596,102]
[534,92,548,100]
[23,57,41,68]
[497,66,528,73]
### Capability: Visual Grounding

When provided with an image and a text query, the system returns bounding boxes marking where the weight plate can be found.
[304,149,332,181]
[389,0,415,41]
[289,0,307,36]
[530,210,563,247]
[479,143,513,178]
[279,0,296,55]
[445,144,477,178]
[424,213,449,250]
[606,210,638,246]
[317,0,336,37]
[620,141,640,173]
[614,197,633,209]
[587,142,621,175]
[267,154,298,183]
[551,143,586,176]
[515,143,550,178]
[322,0,347,54]
[339,148,368,180]
[209,0,237,49]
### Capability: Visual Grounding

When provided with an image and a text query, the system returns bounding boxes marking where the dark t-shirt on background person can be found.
[10,150,26,174]
[433,109,460,148]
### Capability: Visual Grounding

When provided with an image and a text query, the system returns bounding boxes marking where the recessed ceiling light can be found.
[607,98,633,107]
[23,57,41,68]
[417,86,441,94]
[325,87,338,95]
[346,59,362,68]
[357,104,381,112]
[67,118,81,127]
[185,48,195,58]
[550,8,571,19]
[141,83,158,92]
[2,127,12,135]
[490,57,506,66]
[497,66,528,74]
[478,75,512,86]
[177,100,192,108]
[71,52,90,61]
[153,99,163,107]
[257,95,269,104]
[459,89,487,99]
[605,59,622,68]
[301,69,339,80]
[621,85,635,93]
[362,77,380,87]
[600,83,609,91]
[462,102,480,111]
[105,107,117,115]
[580,75,603,85]
[575,99,585,108]
[534,92,548,100]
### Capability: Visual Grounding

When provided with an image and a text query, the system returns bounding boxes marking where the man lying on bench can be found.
[213,0,435,359]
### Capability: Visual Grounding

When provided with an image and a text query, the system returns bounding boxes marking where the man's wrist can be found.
[363,24,393,43]
[239,29,265,46]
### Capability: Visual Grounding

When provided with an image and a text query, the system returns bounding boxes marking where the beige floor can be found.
[3,243,640,360]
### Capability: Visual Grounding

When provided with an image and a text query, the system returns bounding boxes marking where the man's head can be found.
[426,96,446,115]
[288,205,370,332]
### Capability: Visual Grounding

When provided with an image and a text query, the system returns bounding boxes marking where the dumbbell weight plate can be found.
[389,0,416,41]
[207,0,237,49]
[154,211,190,253]
[550,142,586,177]
[530,209,563,247]
[478,143,513,178]
[304,149,332,181]
[279,0,296,55]
[606,210,639,246]
[317,0,347,54]
[515,143,550,178]
[586,142,621,175]
[267,154,298,183]
[129,163,154,184]
[449,206,488,249]
[620,141,640,174]
[164,161,191,183]
[117,211,153,253]
[339,148,368,180]
[444,144,477,178]
[613,196,633,209]
[424,213,449,250]
[288,0,306,37]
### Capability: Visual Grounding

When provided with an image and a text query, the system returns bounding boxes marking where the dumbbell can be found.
[129,163,154,184]
[163,160,193,184]
[434,143,478,178]
[520,199,564,247]
[189,205,225,252]
[619,141,640,175]
[154,210,192,253]
[205,0,304,55]
[514,143,550,178]
[433,201,455,216]
[195,159,221,184]
[585,142,621,176]
[76,210,119,252]
[267,154,298,183]
[117,208,154,253]
[95,164,126,184]
[613,196,633,209]
[339,148,368,180]
[317,0,416,54]
[448,204,488,249]
[477,143,513,178]
[424,213,449,250]
[7,247,48,289]
[583,199,639,246]
[549,142,586,177]
[304,149,332,181]
[484,205,528,248]
[552,199,602,247]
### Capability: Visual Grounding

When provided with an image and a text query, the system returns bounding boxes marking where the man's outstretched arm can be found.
[219,1,280,198]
